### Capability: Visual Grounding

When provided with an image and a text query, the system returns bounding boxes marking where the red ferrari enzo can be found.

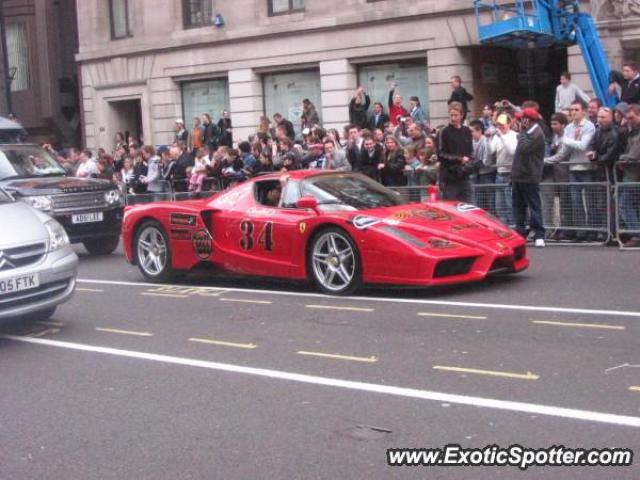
[121,171,528,294]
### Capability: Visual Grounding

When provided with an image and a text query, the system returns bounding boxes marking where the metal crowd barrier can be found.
[389,162,615,245]
[614,161,640,250]
[119,177,222,206]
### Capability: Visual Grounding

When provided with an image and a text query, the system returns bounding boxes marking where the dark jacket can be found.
[174,152,195,192]
[217,118,233,148]
[368,112,389,130]
[357,144,384,179]
[591,125,620,170]
[437,124,473,185]
[609,71,640,104]
[349,95,371,129]
[302,104,320,128]
[512,123,546,184]
[382,149,406,187]
[448,86,474,114]
[203,121,221,150]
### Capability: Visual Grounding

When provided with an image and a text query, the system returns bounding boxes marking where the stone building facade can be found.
[75,0,638,149]
[1,0,79,144]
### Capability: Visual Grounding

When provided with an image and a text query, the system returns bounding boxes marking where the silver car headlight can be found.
[104,189,124,206]
[22,195,53,212]
[45,219,70,252]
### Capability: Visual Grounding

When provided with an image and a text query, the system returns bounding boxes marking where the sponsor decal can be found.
[351,215,382,231]
[299,222,307,234]
[170,229,192,241]
[170,213,197,226]
[456,203,481,212]
[192,229,213,259]
[450,222,478,232]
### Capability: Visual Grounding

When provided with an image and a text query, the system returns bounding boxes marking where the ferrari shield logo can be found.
[299,222,306,234]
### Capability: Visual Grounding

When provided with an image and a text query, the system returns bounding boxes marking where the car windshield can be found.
[300,173,407,210]
[0,145,66,180]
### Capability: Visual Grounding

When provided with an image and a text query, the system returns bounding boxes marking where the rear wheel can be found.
[308,227,361,295]
[134,221,175,282]
[83,235,120,255]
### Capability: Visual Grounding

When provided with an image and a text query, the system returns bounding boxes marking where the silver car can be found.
[0,187,77,321]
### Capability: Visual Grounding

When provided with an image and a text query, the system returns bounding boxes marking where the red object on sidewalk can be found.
[427,184,439,202]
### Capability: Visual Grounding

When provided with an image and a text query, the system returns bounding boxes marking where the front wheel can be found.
[83,235,120,255]
[134,221,175,282]
[308,227,361,295]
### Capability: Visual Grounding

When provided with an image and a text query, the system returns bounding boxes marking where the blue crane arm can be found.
[574,13,617,107]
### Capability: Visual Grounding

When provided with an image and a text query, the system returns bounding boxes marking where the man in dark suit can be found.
[368,102,389,130]
[357,137,384,180]
[609,62,640,105]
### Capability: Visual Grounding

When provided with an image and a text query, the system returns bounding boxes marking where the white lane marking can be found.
[532,320,625,331]
[433,365,539,381]
[77,278,640,318]
[296,351,378,363]
[3,335,640,428]
[418,312,487,320]
[95,328,153,337]
[306,305,374,313]
[140,292,189,299]
[189,337,257,349]
[76,288,104,293]
[219,298,272,305]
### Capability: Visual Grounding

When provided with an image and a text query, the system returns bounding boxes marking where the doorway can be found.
[108,98,143,147]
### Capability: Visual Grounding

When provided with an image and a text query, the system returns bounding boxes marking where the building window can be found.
[5,23,30,91]
[183,0,215,28]
[110,0,131,39]
[269,0,305,16]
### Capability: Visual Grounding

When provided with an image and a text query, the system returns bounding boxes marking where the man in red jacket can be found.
[388,82,409,126]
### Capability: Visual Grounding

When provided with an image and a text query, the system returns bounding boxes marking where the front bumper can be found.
[0,246,78,320]
[54,207,124,243]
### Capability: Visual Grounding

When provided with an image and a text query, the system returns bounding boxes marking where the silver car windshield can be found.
[0,145,66,180]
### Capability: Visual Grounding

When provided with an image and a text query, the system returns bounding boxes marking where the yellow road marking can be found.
[219,298,273,305]
[532,320,625,331]
[630,386,640,392]
[433,365,539,381]
[189,337,258,349]
[296,351,378,363]
[96,327,153,337]
[37,321,65,327]
[76,288,104,293]
[305,305,374,313]
[140,292,189,299]
[28,328,60,337]
[418,312,487,320]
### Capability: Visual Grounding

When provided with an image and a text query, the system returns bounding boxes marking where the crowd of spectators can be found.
[47,64,640,247]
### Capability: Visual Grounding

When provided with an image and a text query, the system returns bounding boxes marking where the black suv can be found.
[0,144,124,255]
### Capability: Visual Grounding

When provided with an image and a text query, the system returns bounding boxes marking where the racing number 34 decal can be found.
[240,220,274,252]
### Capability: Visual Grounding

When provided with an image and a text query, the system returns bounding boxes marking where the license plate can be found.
[72,212,103,224]
[0,273,40,295]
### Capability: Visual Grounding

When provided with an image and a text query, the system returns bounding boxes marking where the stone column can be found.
[427,47,474,125]
[320,59,357,132]
[228,69,264,144]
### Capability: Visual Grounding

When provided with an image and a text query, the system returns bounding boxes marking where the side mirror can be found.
[296,196,319,212]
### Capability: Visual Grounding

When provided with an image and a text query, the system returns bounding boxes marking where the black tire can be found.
[307,226,362,295]
[133,220,176,282]
[83,235,120,255]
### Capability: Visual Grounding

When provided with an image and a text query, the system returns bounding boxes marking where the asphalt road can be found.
[1,243,639,479]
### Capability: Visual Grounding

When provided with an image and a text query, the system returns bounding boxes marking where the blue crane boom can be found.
[474,0,617,107]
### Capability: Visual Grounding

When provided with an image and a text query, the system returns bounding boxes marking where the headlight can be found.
[104,189,124,206]
[22,195,53,212]
[45,219,70,252]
